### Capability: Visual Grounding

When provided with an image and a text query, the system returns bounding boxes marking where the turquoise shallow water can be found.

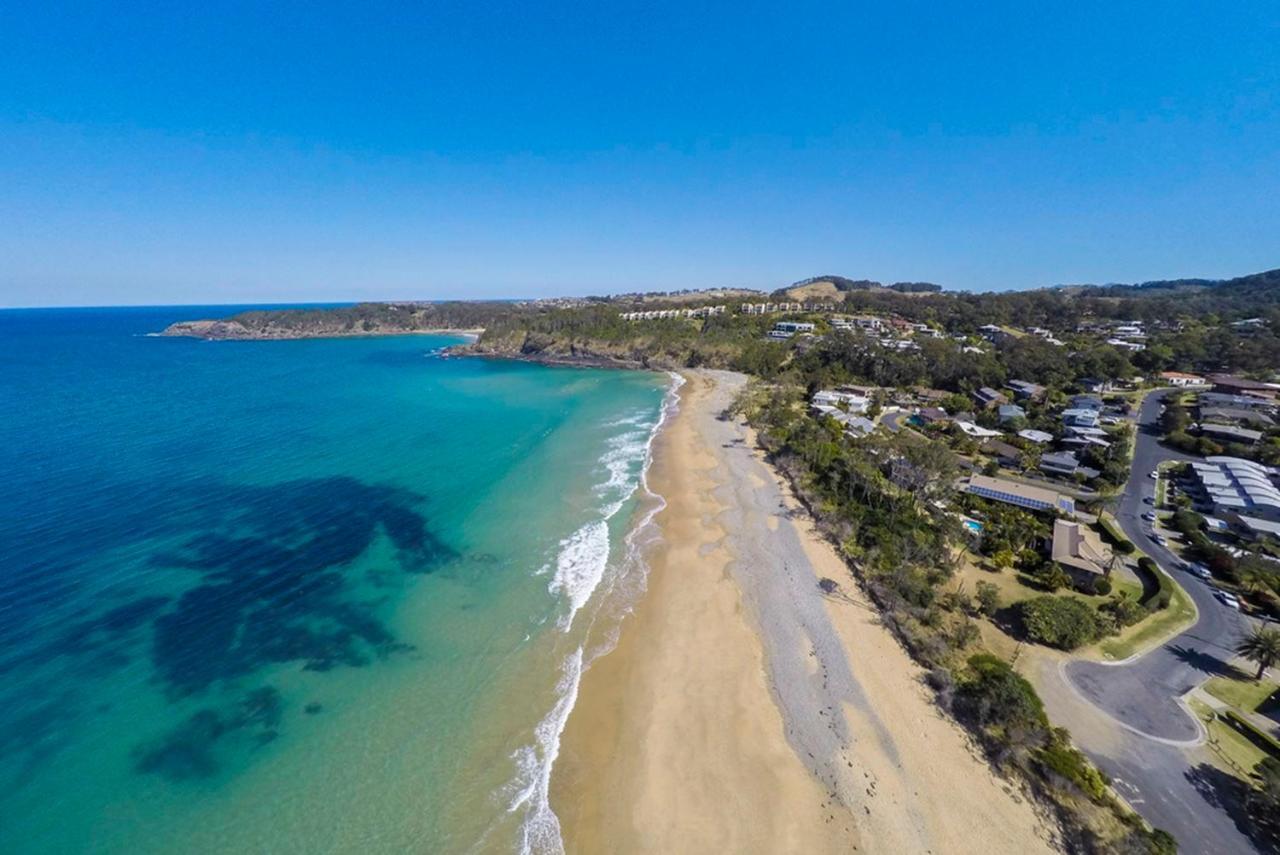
[0,307,669,853]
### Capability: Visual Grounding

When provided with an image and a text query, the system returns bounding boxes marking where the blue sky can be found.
[2,1,1278,306]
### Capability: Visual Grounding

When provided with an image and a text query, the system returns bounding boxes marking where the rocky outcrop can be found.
[452,331,681,370]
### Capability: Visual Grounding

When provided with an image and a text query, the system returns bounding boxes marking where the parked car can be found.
[1153,534,1168,546]
[1143,496,1155,505]
[1142,511,1157,522]
[1149,470,1160,479]
[1214,590,1241,610]
[1188,563,1212,581]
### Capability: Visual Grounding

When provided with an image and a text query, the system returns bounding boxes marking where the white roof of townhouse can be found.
[1018,429,1054,443]
[1193,457,1280,514]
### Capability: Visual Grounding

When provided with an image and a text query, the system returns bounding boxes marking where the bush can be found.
[975,581,1001,616]
[1136,556,1177,611]
[1036,730,1109,802]
[1020,596,1101,650]
[954,654,1049,749]
[1091,576,1113,596]
[1100,594,1145,628]
[1035,564,1070,592]
[1114,539,1135,555]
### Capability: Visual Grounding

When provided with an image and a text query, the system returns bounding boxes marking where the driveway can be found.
[1049,388,1265,853]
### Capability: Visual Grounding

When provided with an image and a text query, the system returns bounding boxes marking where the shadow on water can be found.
[0,476,456,784]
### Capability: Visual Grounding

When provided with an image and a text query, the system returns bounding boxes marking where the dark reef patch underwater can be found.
[2,474,454,782]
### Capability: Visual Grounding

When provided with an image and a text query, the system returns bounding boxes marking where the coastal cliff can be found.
[454,330,682,369]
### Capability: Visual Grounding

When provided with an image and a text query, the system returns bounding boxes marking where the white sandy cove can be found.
[549,370,1061,854]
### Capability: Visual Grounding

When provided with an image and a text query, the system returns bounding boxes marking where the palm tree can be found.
[1237,626,1280,681]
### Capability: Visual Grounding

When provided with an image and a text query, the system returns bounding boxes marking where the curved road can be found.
[1066,388,1254,741]
[1057,388,1262,854]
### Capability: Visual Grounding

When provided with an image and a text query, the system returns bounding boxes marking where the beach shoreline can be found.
[549,369,1061,854]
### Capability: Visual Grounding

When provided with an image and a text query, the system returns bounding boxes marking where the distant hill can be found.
[779,276,942,301]
[1075,268,1280,316]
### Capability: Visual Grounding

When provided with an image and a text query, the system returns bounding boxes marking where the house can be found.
[1198,392,1275,411]
[954,421,1002,439]
[1040,451,1084,478]
[1064,424,1109,439]
[1107,338,1146,352]
[1061,408,1101,429]
[978,324,1006,343]
[973,387,1009,409]
[1199,406,1274,428]
[1070,394,1104,411]
[843,416,878,437]
[916,407,950,426]
[997,404,1026,424]
[964,475,1075,516]
[811,389,869,414]
[1208,374,1278,400]
[1160,371,1207,387]
[769,321,815,338]
[1199,423,1264,445]
[1078,378,1111,394]
[1051,518,1113,585]
[980,439,1023,467]
[914,387,951,403]
[1062,434,1111,450]
[1018,429,1055,444]
[1006,380,1047,401]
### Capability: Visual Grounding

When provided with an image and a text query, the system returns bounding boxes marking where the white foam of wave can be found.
[548,373,684,632]
[506,372,685,854]
[547,520,610,626]
[506,646,583,855]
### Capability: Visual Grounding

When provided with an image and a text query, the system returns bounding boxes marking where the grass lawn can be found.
[1096,574,1197,660]
[1205,675,1279,713]
[1190,697,1270,778]
[955,556,1132,611]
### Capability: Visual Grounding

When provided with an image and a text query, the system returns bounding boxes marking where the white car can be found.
[1188,563,1212,581]
[1214,590,1241,610]
[1149,470,1160,479]
[1152,534,1168,546]
[1142,511,1157,522]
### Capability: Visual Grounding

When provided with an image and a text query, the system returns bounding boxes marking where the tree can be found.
[1237,626,1280,681]
[953,653,1048,752]
[976,581,1001,616]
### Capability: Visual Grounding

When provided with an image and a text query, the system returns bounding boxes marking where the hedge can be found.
[1136,556,1175,611]
[1223,710,1280,760]
[1097,514,1136,555]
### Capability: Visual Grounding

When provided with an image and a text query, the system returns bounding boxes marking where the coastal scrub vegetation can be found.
[735,381,1179,853]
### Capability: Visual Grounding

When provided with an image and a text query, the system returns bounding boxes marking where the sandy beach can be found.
[550,369,1060,854]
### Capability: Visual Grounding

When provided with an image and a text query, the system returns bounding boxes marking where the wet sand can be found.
[550,370,1059,854]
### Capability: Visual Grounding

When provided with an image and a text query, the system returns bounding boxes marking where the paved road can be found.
[1055,388,1263,854]
[1066,389,1254,741]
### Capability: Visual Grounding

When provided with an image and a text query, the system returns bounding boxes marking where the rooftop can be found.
[966,474,1074,514]
[1051,519,1111,576]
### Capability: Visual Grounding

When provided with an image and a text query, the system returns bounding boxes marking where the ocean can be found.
[0,307,673,854]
